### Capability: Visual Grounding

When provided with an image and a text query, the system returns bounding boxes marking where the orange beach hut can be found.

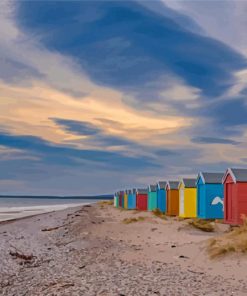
[166,181,180,216]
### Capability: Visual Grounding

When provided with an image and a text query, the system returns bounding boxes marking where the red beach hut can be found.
[136,188,148,211]
[119,191,124,208]
[222,168,247,225]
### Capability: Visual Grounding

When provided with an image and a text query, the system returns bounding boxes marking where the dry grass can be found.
[152,208,167,220]
[215,219,224,224]
[98,200,113,206]
[122,216,146,224]
[188,219,215,232]
[176,216,189,222]
[118,207,126,211]
[131,210,142,214]
[208,215,247,259]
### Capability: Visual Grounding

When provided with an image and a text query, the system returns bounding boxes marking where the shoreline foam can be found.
[0,202,94,222]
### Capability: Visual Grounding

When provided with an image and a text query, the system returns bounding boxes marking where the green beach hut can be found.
[148,185,157,211]
[114,192,119,208]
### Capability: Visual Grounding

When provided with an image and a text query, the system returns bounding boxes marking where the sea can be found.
[0,197,103,222]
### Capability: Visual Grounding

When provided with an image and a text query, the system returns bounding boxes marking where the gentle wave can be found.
[0,199,96,222]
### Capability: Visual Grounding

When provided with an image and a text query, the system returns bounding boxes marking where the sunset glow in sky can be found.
[0,1,247,195]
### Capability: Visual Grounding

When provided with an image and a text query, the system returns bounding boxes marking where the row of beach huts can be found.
[113,168,247,225]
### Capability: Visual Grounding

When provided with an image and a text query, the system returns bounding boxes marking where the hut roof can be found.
[137,188,148,194]
[197,172,224,184]
[148,185,156,192]
[157,181,167,189]
[222,168,247,183]
[181,178,197,188]
[166,181,179,190]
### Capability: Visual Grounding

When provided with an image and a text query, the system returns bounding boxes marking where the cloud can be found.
[163,0,247,56]
[0,80,189,149]
[0,131,168,195]
[153,149,178,157]
[52,118,101,136]
[0,132,159,170]
[0,1,95,98]
[226,69,247,98]
[191,137,240,145]
[202,98,247,128]
[51,117,134,147]
[0,57,43,84]
[15,0,247,101]
[138,0,203,35]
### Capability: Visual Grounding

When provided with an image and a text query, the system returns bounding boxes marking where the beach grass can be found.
[208,215,247,258]
[131,210,142,214]
[122,216,146,224]
[152,208,167,220]
[98,200,113,206]
[188,219,215,232]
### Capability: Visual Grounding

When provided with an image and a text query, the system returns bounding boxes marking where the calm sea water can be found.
[0,197,98,222]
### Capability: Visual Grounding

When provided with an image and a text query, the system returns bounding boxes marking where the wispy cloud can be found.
[51,117,134,147]
[15,1,246,100]
[163,0,247,55]
[191,137,240,146]
[0,132,160,169]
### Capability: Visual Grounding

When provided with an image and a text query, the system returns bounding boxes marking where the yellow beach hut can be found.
[179,178,197,218]
[124,190,128,209]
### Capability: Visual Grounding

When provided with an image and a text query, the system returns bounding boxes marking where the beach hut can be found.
[179,178,197,218]
[127,189,136,210]
[116,192,119,208]
[157,181,167,213]
[124,190,128,209]
[114,192,119,208]
[222,168,247,225]
[166,181,179,216]
[148,185,157,211]
[136,188,148,211]
[119,191,124,208]
[196,172,224,219]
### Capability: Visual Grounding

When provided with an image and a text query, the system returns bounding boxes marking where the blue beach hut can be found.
[127,189,136,210]
[157,181,167,213]
[196,172,224,219]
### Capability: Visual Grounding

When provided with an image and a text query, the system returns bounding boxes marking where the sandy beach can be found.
[1,203,247,296]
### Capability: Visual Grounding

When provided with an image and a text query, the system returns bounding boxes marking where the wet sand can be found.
[0,203,247,296]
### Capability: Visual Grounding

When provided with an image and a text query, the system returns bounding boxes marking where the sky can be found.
[0,0,247,195]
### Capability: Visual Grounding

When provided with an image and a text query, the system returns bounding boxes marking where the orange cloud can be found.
[0,80,193,149]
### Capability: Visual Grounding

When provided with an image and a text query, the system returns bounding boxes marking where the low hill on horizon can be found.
[0,194,113,200]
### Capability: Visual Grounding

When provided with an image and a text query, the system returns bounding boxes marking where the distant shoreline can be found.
[0,195,113,200]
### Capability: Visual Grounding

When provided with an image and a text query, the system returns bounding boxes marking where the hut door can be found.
[180,189,184,215]
[226,183,233,221]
